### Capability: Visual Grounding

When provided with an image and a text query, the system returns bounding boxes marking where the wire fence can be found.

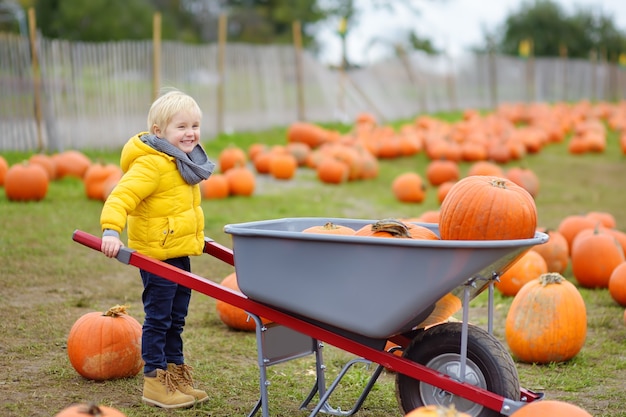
[1,32,625,152]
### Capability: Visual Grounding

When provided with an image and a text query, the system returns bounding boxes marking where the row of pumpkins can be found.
[3,98,625,203]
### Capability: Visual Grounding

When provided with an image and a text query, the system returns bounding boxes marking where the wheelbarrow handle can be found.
[72,230,234,266]
[72,229,135,264]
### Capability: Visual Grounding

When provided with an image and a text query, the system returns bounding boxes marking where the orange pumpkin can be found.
[316,157,349,184]
[4,162,49,201]
[505,167,539,198]
[406,223,440,240]
[286,141,312,166]
[54,403,127,417]
[466,160,504,177]
[436,181,455,205]
[247,143,268,161]
[52,150,92,179]
[224,165,255,196]
[439,176,537,240]
[0,154,8,185]
[218,145,247,173]
[269,152,298,180]
[585,210,616,229]
[425,159,460,186]
[216,273,270,331]
[287,121,329,148]
[557,214,596,253]
[496,249,548,296]
[505,273,587,364]
[29,153,57,180]
[571,226,624,288]
[392,172,426,203]
[509,400,593,417]
[252,149,273,174]
[83,163,123,201]
[405,404,471,417]
[532,228,569,274]
[608,262,626,307]
[201,173,230,199]
[302,222,356,235]
[355,219,439,241]
[67,305,143,381]
[414,210,440,224]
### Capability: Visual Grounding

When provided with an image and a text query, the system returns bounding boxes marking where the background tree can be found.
[493,0,626,60]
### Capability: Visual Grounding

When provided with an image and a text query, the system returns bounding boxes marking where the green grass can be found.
[1,110,625,417]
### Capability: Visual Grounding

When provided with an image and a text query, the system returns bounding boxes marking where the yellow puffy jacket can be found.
[101,132,205,260]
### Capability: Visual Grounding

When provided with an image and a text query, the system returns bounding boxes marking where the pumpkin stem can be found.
[79,403,104,416]
[322,222,341,230]
[539,272,565,286]
[103,304,129,317]
[371,218,412,238]
[489,178,508,189]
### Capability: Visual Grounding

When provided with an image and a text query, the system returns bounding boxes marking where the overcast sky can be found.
[316,0,626,65]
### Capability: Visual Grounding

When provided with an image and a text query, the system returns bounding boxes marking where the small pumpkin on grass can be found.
[316,157,349,184]
[201,173,230,199]
[392,172,426,203]
[0,154,8,185]
[608,262,626,307]
[67,305,143,381]
[54,403,127,417]
[216,273,271,331]
[532,228,569,274]
[53,150,92,179]
[505,272,587,364]
[509,399,593,417]
[439,175,537,240]
[4,161,49,201]
[570,225,624,288]
[404,404,470,417]
[83,162,123,201]
[224,164,255,196]
[268,151,298,180]
[218,145,247,173]
[29,153,57,180]
[496,249,548,296]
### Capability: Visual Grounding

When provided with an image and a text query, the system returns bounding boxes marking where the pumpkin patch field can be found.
[1,102,626,417]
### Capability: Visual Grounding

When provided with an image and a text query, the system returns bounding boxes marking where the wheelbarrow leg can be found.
[303,357,385,417]
[249,315,319,417]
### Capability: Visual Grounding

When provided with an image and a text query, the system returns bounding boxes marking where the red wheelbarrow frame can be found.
[72,230,541,415]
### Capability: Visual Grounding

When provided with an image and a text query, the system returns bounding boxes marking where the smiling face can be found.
[153,110,201,154]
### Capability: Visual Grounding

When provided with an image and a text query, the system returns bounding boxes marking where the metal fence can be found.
[1,32,624,152]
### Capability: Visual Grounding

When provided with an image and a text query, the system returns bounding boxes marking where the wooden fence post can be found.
[488,45,498,109]
[152,12,161,102]
[525,39,535,103]
[216,13,227,136]
[559,44,568,102]
[292,20,305,121]
[27,7,43,152]
[446,52,457,111]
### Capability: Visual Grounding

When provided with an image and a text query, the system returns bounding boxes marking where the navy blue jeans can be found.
[140,256,192,374]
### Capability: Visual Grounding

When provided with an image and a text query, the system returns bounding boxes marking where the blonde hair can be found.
[147,89,202,134]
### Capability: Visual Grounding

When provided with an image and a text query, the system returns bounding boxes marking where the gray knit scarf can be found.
[141,134,215,185]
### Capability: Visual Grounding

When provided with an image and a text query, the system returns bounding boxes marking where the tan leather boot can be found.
[167,363,209,403]
[142,369,196,409]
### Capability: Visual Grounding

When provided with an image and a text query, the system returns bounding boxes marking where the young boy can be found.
[100,89,215,408]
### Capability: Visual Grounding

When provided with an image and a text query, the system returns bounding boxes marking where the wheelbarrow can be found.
[73,217,548,417]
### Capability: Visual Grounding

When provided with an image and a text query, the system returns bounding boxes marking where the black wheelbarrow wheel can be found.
[395,322,519,417]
